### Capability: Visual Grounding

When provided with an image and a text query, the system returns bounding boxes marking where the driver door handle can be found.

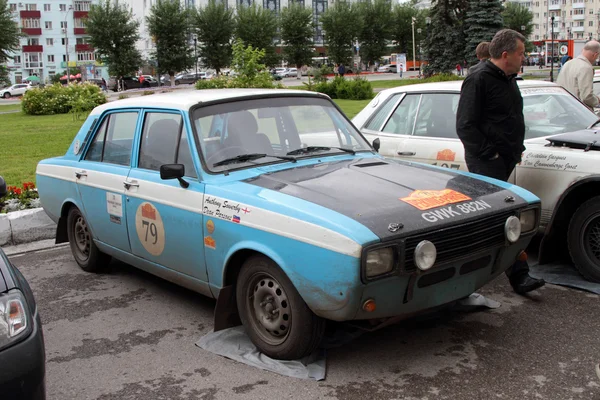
[398,151,416,156]
[123,180,139,190]
[75,170,87,179]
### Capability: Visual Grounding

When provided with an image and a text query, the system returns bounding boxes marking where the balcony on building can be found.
[572,1,585,9]
[75,43,93,52]
[21,27,42,35]
[22,45,43,52]
[549,3,560,10]
[572,26,585,32]
[573,14,586,21]
[73,10,88,18]
[19,10,41,18]
[74,28,87,35]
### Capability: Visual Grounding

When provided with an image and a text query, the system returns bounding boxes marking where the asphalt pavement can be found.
[7,244,600,400]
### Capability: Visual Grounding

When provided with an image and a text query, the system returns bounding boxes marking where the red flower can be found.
[14,188,22,196]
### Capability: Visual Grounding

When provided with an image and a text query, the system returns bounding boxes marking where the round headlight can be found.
[414,240,437,271]
[505,216,521,243]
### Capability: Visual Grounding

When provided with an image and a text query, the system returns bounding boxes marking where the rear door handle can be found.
[75,170,87,179]
[398,151,416,156]
[123,180,139,190]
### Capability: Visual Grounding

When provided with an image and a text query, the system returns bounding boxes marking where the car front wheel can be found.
[236,255,325,360]
[66,207,111,272]
[568,196,600,282]
[3,92,10,98]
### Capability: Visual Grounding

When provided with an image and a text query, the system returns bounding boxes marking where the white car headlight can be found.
[414,240,437,271]
[519,209,537,233]
[365,247,395,278]
[505,216,521,243]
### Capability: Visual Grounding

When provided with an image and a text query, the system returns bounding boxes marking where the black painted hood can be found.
[245,158,529,240]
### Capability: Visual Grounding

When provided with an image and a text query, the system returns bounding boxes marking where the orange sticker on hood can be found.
[400,189,472,211]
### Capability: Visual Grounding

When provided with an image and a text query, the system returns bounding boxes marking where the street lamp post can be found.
[551,15,555,82]
[63,5,73,84]
[411,16,416,75]
[417,28,422,76]
[193,36,197,78]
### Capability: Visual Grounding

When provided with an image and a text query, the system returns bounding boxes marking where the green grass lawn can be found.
[0,104,22,112]
[0,99,371,186]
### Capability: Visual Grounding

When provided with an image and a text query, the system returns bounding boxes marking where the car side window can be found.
[413,93,460,138]
[100,112,138,166]
[381,94,421,135]
[85,116,109,162]
[364,93,403,131]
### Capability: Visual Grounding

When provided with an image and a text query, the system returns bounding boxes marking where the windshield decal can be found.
[520,87,567,95]
[400,189,472,211]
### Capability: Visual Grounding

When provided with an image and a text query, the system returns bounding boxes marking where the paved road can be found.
[8,245,600,400]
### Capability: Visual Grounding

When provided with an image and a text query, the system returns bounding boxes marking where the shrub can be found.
[142,90,154,96]
[195,75,231,90]
[118,94,129,100]
[22,83,107,116]
[309,76,374,100]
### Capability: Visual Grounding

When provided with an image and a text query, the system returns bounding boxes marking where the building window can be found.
[9,3,16,11]
[590,9,595,14]
[47,55,55,63]
[74,18,86,28]
[46,38,53,45]
[77,52,95,61]
[22,18,41,28]
[13,55,21,64]
[45,21,52,29]
[74,1,91,11]
[59,4,66,11]
[61,38,66,45]
[26,38,40,45]
[24,53,43,68]
[590,20,594,26]
[535,35,539,40]
[75,37,91,44]
[313,0,327,44]
[238,0,252,6]
[61,21,67,29]
[25,3,36,10]
[263,0,279,14]
[44,4,50,11]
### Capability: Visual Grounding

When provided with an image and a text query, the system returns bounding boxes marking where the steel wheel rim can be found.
[73,215,91,261]
[246,272,291,346]
[582,212,600,264]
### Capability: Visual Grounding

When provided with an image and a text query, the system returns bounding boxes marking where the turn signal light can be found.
[362,299,376,312]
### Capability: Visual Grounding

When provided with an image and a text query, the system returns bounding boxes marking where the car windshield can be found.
[520,86,598,139]
[191,96,372,173]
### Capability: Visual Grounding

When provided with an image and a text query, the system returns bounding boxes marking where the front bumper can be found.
[314,235,531,321]
[0,311,46,400]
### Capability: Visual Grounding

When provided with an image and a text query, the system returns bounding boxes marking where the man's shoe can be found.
[511,274,545,294]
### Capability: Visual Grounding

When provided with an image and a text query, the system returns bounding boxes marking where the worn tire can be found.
[236,255,325,360]
[567,196,600,282]
[66,207,111,272]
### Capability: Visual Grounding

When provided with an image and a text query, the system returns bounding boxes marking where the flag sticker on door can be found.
[436,149,456,161]
[106,192,123,217]
[135,202,166,256]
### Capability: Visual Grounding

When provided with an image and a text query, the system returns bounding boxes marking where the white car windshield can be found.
[191,96,372,172]
[521,86,598,139]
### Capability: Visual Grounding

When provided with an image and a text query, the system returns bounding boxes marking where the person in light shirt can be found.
[556,41,600,110]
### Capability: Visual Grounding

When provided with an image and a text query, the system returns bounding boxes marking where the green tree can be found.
[502,3,534,51]
[147,0,193,86]
[194,0,235,75]
[86,0,143,83]
[0,65,10,87]
[230,38,276,88]
[423,0,468,73]
[235,4,279,68]
[357,0,392,69]
[280,3,314,75]
[390,3,428,61]
[0,0,22,62]
[320,1,362,66]
[464,0,504,66]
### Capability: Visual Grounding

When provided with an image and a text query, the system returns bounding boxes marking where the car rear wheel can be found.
[568,196,600,282]
[3,92,10,98]
[67,207,111,272]
[236,255,325,360]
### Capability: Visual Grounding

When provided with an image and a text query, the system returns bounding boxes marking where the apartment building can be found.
[5,0,106,84]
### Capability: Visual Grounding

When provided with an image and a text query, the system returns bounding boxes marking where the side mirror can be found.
[0,176,6,197]
[160,164,189,188]
[373,138,381,153]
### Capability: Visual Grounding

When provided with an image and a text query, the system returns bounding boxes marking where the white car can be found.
[352,80,600,282]
[277,68,298,78]
[0,83,31,98]
[378,64,397,73]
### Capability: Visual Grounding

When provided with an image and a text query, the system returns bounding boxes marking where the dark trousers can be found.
[465,155,530,281]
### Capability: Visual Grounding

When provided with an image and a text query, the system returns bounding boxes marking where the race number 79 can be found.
[142,220,158,244]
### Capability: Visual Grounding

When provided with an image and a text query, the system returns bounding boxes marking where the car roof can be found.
[377,79,559,94]
[90,88,329,115]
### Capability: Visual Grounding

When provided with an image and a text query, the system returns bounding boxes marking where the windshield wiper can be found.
[588,118,600,129]
[213,153,297,167]
[286,146,356,156]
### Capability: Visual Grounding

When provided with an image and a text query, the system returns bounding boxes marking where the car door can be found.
[359,92,417,158]
[76,110,139,252]
[14,85,27,96]
[124,110,208,282]
[402,92,466,171]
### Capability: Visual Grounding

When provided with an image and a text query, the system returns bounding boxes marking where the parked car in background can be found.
[377,64,397,73]
[36,89,540,360]
[0,176,46,399]
[352,79,600,282]
[175,72,212,85]
[0,84,31,98]
[110,76,158,92]
[277,68,298,78]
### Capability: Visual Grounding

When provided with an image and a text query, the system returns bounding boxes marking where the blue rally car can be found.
[36,89,540,360]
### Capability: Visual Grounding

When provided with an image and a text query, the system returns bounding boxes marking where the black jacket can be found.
[456,60,525,163]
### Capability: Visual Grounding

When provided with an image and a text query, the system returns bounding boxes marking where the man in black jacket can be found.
[456,29,545,294]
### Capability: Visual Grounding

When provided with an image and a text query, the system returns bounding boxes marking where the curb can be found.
[0,208,56,246]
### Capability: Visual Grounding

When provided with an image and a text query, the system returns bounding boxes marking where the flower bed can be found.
[0,182,41,213]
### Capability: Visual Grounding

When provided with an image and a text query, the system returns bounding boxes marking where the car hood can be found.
[244,158,531,240]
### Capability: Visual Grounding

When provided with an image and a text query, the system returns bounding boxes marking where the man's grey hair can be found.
[489,29,526,59]
[583,41,600,53]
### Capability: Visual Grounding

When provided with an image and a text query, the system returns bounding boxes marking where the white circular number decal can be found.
[135,202,165,256]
